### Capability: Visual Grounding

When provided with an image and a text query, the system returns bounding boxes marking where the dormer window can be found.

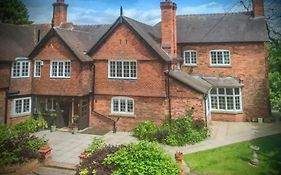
[210,50,231,66]
[50,60,71,78]
[183,50,197,66]
[11,60,30,78]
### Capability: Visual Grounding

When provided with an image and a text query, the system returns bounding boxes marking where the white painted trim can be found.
[209,49,231,66]
[34,60,42,78]
[50,60,71,79]
[111,97,134,115]
[108,60,137,79]
[12,97,32,116]
[183,50,197,66]
[11,61,30,78]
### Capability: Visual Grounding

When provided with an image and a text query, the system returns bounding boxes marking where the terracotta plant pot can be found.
[38,145,52,161]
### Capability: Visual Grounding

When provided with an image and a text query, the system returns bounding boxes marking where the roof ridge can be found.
[177,11,251,17]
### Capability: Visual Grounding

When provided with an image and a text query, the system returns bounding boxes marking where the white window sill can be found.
[11,77,30,79]
[109,113,136,118]
[183,64,197,67]
[108,77,137,80]
[12,112,31,117]
[50,77,71,79]
[211,110,243,114]
[209,65,232,68]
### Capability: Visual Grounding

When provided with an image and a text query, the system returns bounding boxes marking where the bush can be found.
[133,121,158,141]
[85,137,106,155]
[133,111,209,146]
[76,145,120,175]
[104,141,180,175]
[0,117,48,167]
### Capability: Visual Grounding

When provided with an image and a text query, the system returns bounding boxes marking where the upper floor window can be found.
[11,61,30,78]
[210,87,242,112]
[183,50,197,66]
[111,97,134,115]
[210,50,231,66]
[108,60,137,79]
[50,60,71,78]
[13,97,31,116]
[34,60,43,77]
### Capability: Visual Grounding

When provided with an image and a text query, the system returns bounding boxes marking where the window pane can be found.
[224,51,230,64]
[130,62,136,78]
[15,100,22,113]
[35,61,41,77]
[211,52,217,64]
[211,96,218,109]
[58,62,64,76]
[127,100,133,113]
[110,62,116,77]
[235,96,241,110]
[218,88,225,95]
[124,62,130,77]
[235,88,240,95]
[217,52,223,64]
[120,99,126,112]
[226,88,233,95]
[65,62,71,77]
[52,62,57,77]
[117,61,122,77]
[210,88,217,94]
[227,97,234,110]
[23,99,30,112]
[113,99,119,112]
[218,96,226,110]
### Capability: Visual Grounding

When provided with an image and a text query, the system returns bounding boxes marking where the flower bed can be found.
[133,111,209,146]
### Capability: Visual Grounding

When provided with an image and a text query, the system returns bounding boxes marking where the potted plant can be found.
[72,114,80,134]
[49,112,57,132]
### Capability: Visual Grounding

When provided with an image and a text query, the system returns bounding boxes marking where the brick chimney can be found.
[252,0,264,17]
[160,0,177,62]
[53,0,68,27]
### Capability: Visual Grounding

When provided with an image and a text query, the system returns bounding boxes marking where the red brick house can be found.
[0,0,270,131]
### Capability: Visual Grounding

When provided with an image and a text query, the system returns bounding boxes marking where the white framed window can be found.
[11,61,30,78]
[108,60,137,79]
[183,50,197,66]
[111,97,134,115]
[34,60,43,77]
[210,88,242,112]
[210,50,231,66]
[13,97,32,116]
[50,60,71,78]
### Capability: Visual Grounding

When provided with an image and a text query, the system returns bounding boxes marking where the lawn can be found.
[185,134,281,175]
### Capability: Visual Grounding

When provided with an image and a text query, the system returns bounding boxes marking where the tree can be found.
[0,0,32,25]
[269,37,281,112]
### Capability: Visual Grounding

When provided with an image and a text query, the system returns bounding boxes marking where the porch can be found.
[33,96,90,130]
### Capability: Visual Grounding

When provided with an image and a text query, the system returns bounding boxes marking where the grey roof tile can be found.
[203,76,243,87]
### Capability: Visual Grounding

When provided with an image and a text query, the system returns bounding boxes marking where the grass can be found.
[184,134,281,175]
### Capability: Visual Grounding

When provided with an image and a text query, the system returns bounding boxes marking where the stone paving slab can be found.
[31,166,76,175]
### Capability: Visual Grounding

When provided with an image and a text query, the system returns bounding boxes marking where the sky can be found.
[22,0,248,25]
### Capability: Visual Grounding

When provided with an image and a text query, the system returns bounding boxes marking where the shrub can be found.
[133,121,158,141]
[85,137,106,155]
[0,117,48,167]
[133,111,209,146]
[104,141,180,175]
[76,145,120,175]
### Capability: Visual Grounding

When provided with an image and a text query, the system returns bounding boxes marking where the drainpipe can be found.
[4,90,8,124]
[167,62,172,127]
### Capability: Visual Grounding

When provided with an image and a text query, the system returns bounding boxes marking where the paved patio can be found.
[35,119,281,168]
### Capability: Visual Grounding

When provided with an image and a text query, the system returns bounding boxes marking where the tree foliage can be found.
[269,37,281,112]
[0,0,32,25]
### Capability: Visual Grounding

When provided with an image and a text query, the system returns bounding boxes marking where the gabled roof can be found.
[87,16,171,62]
[29,27,102,62]
[0,23,50,62]
[168,70,212,94]
[154,12,269,43]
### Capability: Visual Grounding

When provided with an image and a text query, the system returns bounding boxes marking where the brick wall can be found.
[179,42,270,121]
[32,36,92,96]
[0,90,6,124]
[90,95,167,131]
[170,78,205,120]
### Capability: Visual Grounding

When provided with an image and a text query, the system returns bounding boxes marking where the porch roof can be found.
[202,76,243,88]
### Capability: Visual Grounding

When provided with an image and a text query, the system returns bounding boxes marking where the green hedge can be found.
[133,112,209,146]
[0,116,48,167]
